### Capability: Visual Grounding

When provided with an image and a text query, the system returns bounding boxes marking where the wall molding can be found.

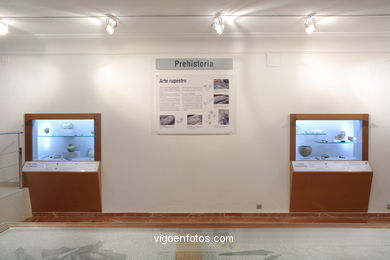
[1,50,390,56]
[5,31,390,40]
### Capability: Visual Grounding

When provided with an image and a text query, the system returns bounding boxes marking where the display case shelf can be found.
[37,136,94,138]
[297,133,327,136]
[302,156,357,160]
[314,141,357,144]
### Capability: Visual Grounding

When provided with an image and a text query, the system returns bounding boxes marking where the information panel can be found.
[156,74,234,134]
[22,161,100,172]
[292,161,372,172]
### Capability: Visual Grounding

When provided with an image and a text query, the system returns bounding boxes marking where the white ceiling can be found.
[1,0,390,37]
[2,0,390,16]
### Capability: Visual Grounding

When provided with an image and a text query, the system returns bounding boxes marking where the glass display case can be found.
[24,113,101,162]
[23,113,102,212]
[32,119,95,161]
[289,114,371,213]
[290,114,368,161]
[296,120,363,160]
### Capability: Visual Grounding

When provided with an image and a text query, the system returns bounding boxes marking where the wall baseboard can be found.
[31,212,390,217]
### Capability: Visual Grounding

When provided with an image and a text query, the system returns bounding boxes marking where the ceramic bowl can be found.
[298,145,312,157]
[67,144,76,152]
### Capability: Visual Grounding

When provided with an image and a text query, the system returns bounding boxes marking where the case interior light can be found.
[105,15,118,35]
[304,16,316,34]
[212,15,224,35]
[0,20,9,36]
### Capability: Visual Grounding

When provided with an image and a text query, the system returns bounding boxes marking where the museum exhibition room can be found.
[1,0,390,259]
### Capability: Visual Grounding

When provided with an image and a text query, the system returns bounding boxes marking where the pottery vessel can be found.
[67,144,76,152]
[298,145,312,157]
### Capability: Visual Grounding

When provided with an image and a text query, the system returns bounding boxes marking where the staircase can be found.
[0,185,32,223]
[0,132,32,223]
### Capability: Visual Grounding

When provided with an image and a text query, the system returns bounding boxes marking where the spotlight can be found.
[212,15,224,35]
[304,16,316,34]
[105,15,118,35]
[0,20,9,36]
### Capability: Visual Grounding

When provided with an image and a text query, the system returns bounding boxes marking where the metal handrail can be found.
[0,132,23,135]
[0,132,24,188]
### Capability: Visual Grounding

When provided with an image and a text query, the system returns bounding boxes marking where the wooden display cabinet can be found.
[289,114,373,212]
[23,113,102,212]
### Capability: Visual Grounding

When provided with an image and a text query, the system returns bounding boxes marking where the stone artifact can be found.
[51,154,62,159]
[88,148,94,159]
[321,154,330,159]
[335,131,346,141]
[62,122,74,129]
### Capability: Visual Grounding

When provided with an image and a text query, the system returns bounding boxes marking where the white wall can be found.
[1,36,390,212]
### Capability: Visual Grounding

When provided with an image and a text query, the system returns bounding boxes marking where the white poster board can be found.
[155,74,234,134]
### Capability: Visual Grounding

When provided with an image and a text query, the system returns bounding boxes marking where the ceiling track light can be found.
[0,19,9,36]
[211,15,224,35]
[105,15,118,35]
[304,16,316,34]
